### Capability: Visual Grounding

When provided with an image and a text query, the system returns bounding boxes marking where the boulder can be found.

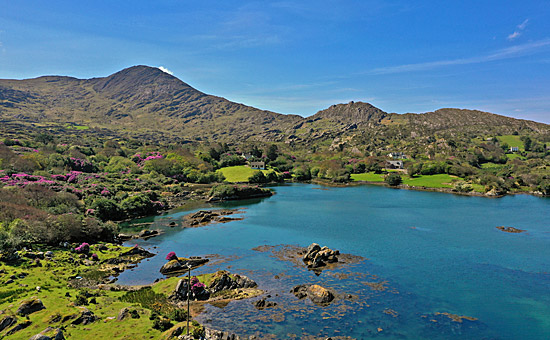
[137,229,159,239]
[204,327,242,340]
[209,271,257,294]
[302,243,340,269]
[71,309,97,325]
[0,315,17,332]
[6,320,31,335]
[16,298,45,316]
[159,257,209,275]
[116,307,130,321]
[307,284,334,305]
[170,279,209,301]
[121,246,155,258]
[29,327,65,340]
[291,284,335,305]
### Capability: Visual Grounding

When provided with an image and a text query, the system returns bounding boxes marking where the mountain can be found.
[0,65,549,143]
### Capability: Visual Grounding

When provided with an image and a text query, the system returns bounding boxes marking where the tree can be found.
[248,171,267,184]
[385,173,402,186]
[266,144,278,162]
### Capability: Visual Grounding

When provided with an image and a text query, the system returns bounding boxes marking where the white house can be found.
[250,161,265,170]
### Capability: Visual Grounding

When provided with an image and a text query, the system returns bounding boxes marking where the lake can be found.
[117,184,550,339]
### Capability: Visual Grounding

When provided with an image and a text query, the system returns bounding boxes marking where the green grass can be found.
[402,174,459,188]
[506,153,524,160]
[481,162,506,169]
[217,166,269,183]
[351,172,385,182]
[499,135,523,150]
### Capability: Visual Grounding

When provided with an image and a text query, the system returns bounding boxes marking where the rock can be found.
[5,279,14,285]
[208,271,257,294]
[253,298,277,310]
[116,307,130,321]
[291,284,335,305]
[169,221,176,227]
[121,246,155,258]
[6,320,32,335]
[159,257,209,275]
[0,315,17,332]
[291,285,309,299]
[44,251,54,258]
[204,327,242,340]
[97,244,109,251]
[307,284,334,305]
[117,233,133,242]
[29,327,65,340]
[16,298,45,316]
[170,278,210,301]
[71,309,97,325]
[496,226,525,233]
[137,229,159,239]
[302,243,340,269]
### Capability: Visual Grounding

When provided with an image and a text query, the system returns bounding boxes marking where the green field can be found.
[218,165,269,182]
[498,135,523,150]
[402,174,459,188]
[350,172,385,182]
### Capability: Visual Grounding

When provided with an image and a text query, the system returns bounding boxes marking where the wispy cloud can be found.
[158,66,173,75]
[366,39,550,75]
[507,19,529,41]
[518,19,529,30]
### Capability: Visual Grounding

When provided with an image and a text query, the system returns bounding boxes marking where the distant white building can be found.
[250,161,265,170]
[388,152,407,159]
[386,160,404,169]
[510,147,519,152]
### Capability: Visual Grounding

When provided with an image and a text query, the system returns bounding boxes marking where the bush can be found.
[385,173,402,186]
[248,171,267,184]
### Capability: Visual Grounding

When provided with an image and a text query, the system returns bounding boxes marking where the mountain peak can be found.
[90,65,198,101]
[312,101,388,126]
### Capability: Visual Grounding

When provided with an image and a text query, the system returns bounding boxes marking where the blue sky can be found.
[1,1,549,123]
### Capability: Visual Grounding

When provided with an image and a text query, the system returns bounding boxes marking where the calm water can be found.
[118,184,550,339]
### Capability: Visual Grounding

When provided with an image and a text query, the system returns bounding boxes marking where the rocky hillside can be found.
[1,65,549,143]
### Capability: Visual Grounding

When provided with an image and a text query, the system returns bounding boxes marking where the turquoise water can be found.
[117,184,550,339]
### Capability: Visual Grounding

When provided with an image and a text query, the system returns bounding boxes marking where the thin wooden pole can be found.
[187,265,191,335]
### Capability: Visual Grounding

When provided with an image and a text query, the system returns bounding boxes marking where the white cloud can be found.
[518,19,529,30]
[507,31,521,41]
[507,19,529,41]
[367,39,550,75]
[158,66,173,75]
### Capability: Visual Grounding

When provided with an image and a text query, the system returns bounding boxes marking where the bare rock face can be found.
[302,243,340,269]
[116,307,130,321]
[16,298,45,316]
[291,284,335,305]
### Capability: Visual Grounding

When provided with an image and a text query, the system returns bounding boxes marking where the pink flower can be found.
[165,251,178,261]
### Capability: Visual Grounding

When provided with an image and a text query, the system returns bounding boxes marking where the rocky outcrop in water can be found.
[160,257,209,275]
[184,209,243,227]
[496,226,525,233]
[170,270,257,303]
[302,243,340,269]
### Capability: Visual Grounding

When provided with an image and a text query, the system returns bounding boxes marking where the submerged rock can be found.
[253,298,277,310]
[496,226,525,233]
